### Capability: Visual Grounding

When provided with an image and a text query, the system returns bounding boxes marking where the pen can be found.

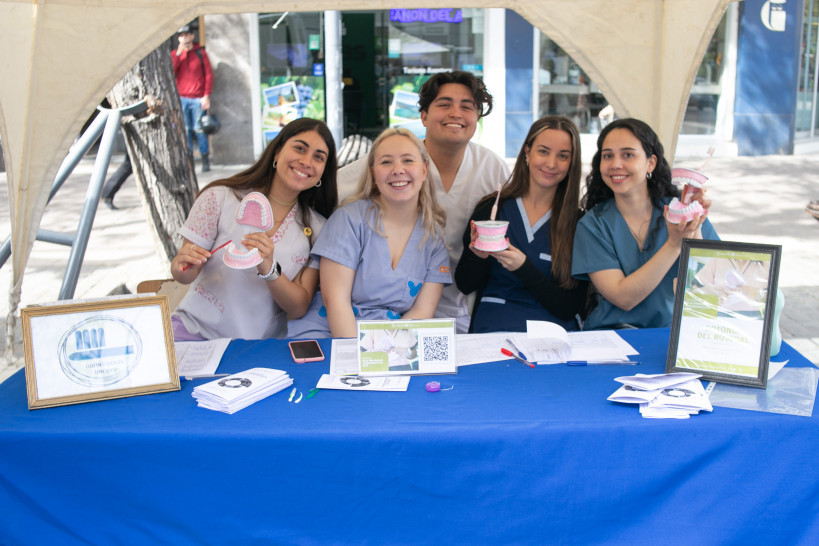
[184,373,230,380]
[501,348,535,368]
[505,337,529,362]
[566,360,640,366]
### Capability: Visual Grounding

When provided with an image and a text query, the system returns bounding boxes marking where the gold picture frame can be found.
[21,295,180,409]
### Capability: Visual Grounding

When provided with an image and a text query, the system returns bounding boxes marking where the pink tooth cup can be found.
[474,220,509,252]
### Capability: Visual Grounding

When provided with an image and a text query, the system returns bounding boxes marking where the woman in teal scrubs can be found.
[572,118,718,329]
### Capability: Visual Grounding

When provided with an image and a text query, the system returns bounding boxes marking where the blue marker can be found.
[505,338,529,362]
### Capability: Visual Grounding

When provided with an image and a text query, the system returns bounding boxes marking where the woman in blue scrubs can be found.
[571,118,718,329]
[288,127,450,338]
[455,116,588,332]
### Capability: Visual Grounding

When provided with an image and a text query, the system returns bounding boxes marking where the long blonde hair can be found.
[344,128,446,247]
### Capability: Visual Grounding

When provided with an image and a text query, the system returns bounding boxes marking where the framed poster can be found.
[666,240,781,388]
[21,295,180,409]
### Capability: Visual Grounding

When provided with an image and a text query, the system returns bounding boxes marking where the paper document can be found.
[316,374,410,391]
[518,320,571,364]
[192,368,293,414]
[330,338,359,375]
[455,333,512,366]
[566,330,637,362]
[609,373,711,419]
[175,338,230,376]
[450,327,640,367]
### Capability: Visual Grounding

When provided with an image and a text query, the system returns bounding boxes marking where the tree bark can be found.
[106,42,198,265]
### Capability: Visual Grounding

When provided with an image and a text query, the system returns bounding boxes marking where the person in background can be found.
[571,118,718,329]
[337,71,510,333]
[456,116,588,332]
[170,118,338,340]
[172,24,213,172]
[288,128,450,339]
[101,155,132,210]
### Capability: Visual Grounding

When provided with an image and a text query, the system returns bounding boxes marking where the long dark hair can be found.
[476,115,582,288]
[201,118,338,248]
[581,118,678,247]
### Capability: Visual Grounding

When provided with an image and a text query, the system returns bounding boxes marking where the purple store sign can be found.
[389,9,464,24]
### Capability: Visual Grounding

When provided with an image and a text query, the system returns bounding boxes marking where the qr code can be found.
[421,335,450,362]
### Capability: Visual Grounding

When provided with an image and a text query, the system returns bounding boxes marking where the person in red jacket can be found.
[172,24,213,172]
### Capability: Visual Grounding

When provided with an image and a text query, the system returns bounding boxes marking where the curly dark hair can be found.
[581,118,678,248]
[201,118,338,249]
[417,71,493,118]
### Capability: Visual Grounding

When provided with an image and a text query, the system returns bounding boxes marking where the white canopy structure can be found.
[0,0,735,360]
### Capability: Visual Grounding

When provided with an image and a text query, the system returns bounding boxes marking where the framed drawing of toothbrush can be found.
[666,240,781,388]
[21,295,179,409]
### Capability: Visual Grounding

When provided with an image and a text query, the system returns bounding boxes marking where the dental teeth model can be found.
[671,167,708,204]
[666,198,704,224]
[224,192,274,269]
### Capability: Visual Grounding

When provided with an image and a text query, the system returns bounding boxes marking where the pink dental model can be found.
[671,167,708,204]
[666,198,704,224]
[667,167,707,224]
[223,192,274,269]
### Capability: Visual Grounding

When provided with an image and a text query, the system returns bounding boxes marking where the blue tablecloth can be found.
[1,328,817,545]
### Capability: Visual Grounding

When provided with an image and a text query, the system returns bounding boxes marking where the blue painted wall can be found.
[505,11,534,158]
[735,0,803,155]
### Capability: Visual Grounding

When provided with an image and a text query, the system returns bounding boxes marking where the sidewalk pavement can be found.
[2,153,819,383]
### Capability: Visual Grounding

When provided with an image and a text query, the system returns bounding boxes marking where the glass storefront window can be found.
[342,9,484,140]
[258,12,327,143]
[536,13,728,136]
[536,33,609,134]
[681,12,728,134]
[797,0,819,135]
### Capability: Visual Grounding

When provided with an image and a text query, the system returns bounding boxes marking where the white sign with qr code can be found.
[356,319,457,376]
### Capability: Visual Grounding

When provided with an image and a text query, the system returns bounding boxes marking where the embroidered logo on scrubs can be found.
[439,266,450,274]
[387,310,401,319]
[408,281,422,297]
[319,305,358,317]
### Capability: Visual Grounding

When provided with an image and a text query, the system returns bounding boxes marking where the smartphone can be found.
[288,340,325,363]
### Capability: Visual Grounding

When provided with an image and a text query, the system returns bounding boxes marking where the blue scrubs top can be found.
[472,198,579,332]
[287,199,451,338]
[572,197,719,329]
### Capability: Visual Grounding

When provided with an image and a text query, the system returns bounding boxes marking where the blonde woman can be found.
[288,128,450,339]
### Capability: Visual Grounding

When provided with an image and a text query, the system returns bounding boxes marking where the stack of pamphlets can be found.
[608,372,713,419]
[192,368,293,414]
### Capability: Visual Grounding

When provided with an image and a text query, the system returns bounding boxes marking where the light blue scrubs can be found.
[287,199,451,338]
[572,197,719,329]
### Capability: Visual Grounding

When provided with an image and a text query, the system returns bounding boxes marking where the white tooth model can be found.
[223,192,274,269]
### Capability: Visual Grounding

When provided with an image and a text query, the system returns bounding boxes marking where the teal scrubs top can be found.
[572,197,719,329]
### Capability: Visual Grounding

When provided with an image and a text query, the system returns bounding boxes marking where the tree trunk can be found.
[106,42,198,265]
